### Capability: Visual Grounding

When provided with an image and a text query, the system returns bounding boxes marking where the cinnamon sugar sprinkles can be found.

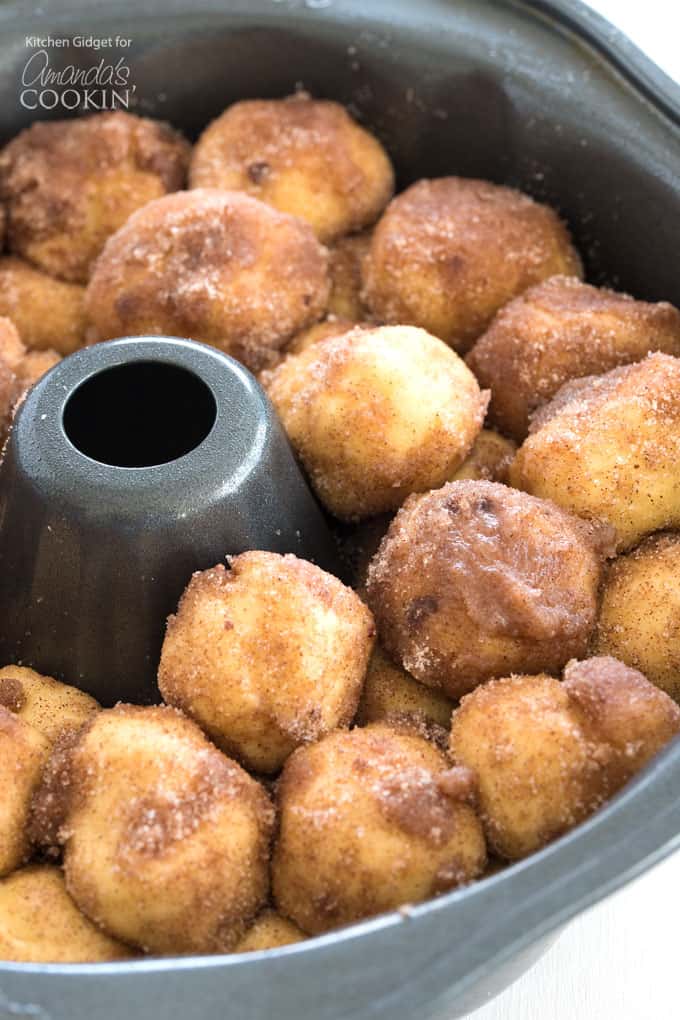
[1,95,680,962]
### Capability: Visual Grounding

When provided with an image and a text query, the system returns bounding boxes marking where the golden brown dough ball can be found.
[0,707,50,876]
[0,865,135,963]
[14,348,61,391]
[362,177,582,353]
[0,256,85,354]
[449,429,517,484]
[466,276,680,441]
[450,657,680,860]
[234,909,306,953]
[0,317,22,440]
[356,644,454,738]
[595,534,680,701]
[272,724,486,933]
[0,313,25,370]
[266,325,488,519]
[0,665,99,745]
[510,353,680,550]
[159,553,375,774]
[0,112,190,283]
[285,317,362,356]
[35,704,273,955]
[190,95,394,243]
[85,189,330,372]
[366,480,613,700]
[327,231,372,319]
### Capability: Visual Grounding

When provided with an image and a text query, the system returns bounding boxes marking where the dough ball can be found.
[366,480,613,699]
[362,177,582,352]
[0,665,99,745]
[85,189,330,372]
[40,704,273,955]
[450,657,680,859]
[158,553,375,774]
[234,909,306,953]
[0,865,135,963]
[356,644,454,738]
[0,319,60,443]
[327,231,372,319]
[467,275,680,441]
[450,429,516,484]
[509,353,680,550]
[272,724,486,933]
[266,324,488,519]
[595,533,680,701]
[190,94,394,242]
[0,111,190,283]
[0,256,85,354]
[0,707,50,877]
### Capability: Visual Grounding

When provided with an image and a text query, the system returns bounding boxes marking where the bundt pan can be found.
[1,0,680,1017]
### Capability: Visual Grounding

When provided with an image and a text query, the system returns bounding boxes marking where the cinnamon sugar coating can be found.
[0,257,85,354]
[0,665,99,746]
[0,865,135,963]
[362,177,582,353]
[450,658,680,860]
[37,704,273,955]
[356,644,454,739]
[0,707,50,877]
[190,95,393,243]
[234,909,306,953]
[366,480,613,699]
[85,189,330,372]
[158,553,375,774]
[0,112,190,283]
[450,429,516,485]
[266,324,488,519]
[327,230,372,319]
[0,316,60,445]
[510,352,680,550]
[272,724,486,934]
[467,275,680,441]
[596,533,680,701]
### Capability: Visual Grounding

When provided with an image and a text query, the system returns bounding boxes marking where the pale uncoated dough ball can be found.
[84,188,330,372]
[596,533,680,702]
[0,707,50,877]
[450,658,680,860]
[158,553,375,773]
[272,724,486,933]
[0,665,99,745]
[366,480,613,700]
[190,95,394,243]
[0,865,135,963]
[266,325,489,519]
[362,177,582,352]
[466,275,680,441]
[40,705,273,955]
[510,353,680,550]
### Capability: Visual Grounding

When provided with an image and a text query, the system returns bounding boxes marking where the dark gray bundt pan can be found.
[0,1,679,1018]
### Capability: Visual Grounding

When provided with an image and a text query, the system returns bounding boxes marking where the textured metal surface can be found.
[0,1,679,1017]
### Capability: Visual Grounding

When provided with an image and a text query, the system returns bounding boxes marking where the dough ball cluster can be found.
[159,552,375,773]
[85,189,330,372]
[266,325,488,519]
[362,177,582,352]
[0,112,190,283]
[466,275,680,441]
[190,94,394,242]
[272,723,486,933]
[510,353,680,550]
[366,480,613,699]
[32,704,273,955]
[450,657,680,860]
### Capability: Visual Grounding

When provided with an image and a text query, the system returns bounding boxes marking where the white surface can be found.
[464,2,680,1017]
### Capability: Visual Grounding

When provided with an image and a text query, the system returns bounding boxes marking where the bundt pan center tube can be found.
[0,336,340,705]
[1,0,680,1018]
